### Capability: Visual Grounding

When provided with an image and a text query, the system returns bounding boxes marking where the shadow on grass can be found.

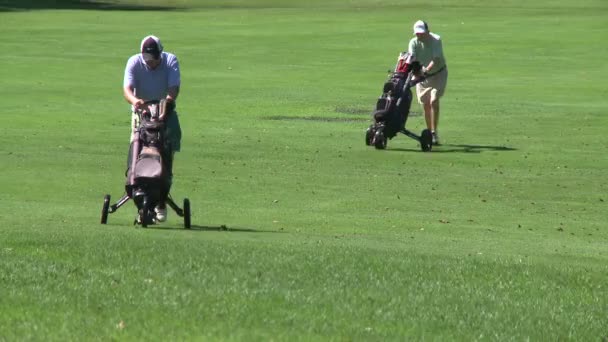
[386,143,517,153]
[147,224,283,233]
[0,0,179,11]
[264,115,368,123]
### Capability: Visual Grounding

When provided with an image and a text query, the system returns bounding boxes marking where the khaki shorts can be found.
[416,67,448,104]
[130,111,182,152]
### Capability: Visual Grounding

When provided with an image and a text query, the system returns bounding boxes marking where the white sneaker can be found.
[432,131,440,145]
[155,204,167,222]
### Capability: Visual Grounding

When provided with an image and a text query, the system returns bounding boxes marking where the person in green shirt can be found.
[408,20,448,145]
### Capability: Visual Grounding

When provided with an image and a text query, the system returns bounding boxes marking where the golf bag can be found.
[100,100,191,228]
[126,100,174,224]
[366,52,432,151]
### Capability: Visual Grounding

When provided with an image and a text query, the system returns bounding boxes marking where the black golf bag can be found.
[365,52,432,151]
[100,100,191,228]
[126,100,174,225]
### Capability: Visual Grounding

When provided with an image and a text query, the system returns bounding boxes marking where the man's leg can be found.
[125,112,139,183]
[430,89,440,129]
[163,112,181,195]
[154,149,172,222]
[432,100,440,129]
[423,101,434,131]
[417,84,434,132]
[431,68,448,145]
[126,142,134,176]
[429,89,441,145]
[161,149,174,201]
[155,113,181,222]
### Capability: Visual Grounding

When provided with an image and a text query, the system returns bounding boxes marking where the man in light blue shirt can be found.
[123,35,182,221]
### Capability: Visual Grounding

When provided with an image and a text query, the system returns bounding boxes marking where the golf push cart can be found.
[365,52,433,151]
[100,99,191,228]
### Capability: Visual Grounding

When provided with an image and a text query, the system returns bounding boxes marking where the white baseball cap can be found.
[413,20,428,34]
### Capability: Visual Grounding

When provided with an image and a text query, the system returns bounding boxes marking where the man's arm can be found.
[425,37,445,74]
[166,55,181,103]
[123,57,144,109]
[123,85,144,109]
[162,86,179,118]
[407,39,424,78]
[424,61,435,74]
[407,38,416,59]
[166,86,179,102]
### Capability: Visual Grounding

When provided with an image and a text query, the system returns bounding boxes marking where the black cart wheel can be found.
[138,209,147,228]
[140,209,153,228]
[420,129,433,152]
[365,126,374,146]
[101,194,110,224]
[140,198,150,228]
[373,131,387,150]
[183,198,191,229]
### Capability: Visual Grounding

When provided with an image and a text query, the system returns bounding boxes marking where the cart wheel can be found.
[420,129,433,152]
[183,198,191,229]
[101,194,110,224]
[138,209,147,228]
[365,126,374,146]
[140,198,150,228]
[373,130,387,150]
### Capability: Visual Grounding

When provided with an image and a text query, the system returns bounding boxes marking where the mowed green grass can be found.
[1,0,607,339]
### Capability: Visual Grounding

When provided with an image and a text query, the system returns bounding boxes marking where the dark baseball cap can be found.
[140,35,163,61]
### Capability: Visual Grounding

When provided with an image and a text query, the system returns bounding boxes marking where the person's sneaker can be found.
[432,131,441,146]
[155,204,167,222]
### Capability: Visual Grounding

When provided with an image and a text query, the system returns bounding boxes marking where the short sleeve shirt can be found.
[123,51,180,101]
[408,33,446,70]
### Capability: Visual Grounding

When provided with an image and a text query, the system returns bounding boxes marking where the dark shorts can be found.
[165,112,182,152]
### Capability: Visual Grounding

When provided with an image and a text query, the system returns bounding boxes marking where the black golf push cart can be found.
[365,52,433,151]
[100,99,191,228]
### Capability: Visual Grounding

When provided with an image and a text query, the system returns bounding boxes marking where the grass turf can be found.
[0,0,607,339]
